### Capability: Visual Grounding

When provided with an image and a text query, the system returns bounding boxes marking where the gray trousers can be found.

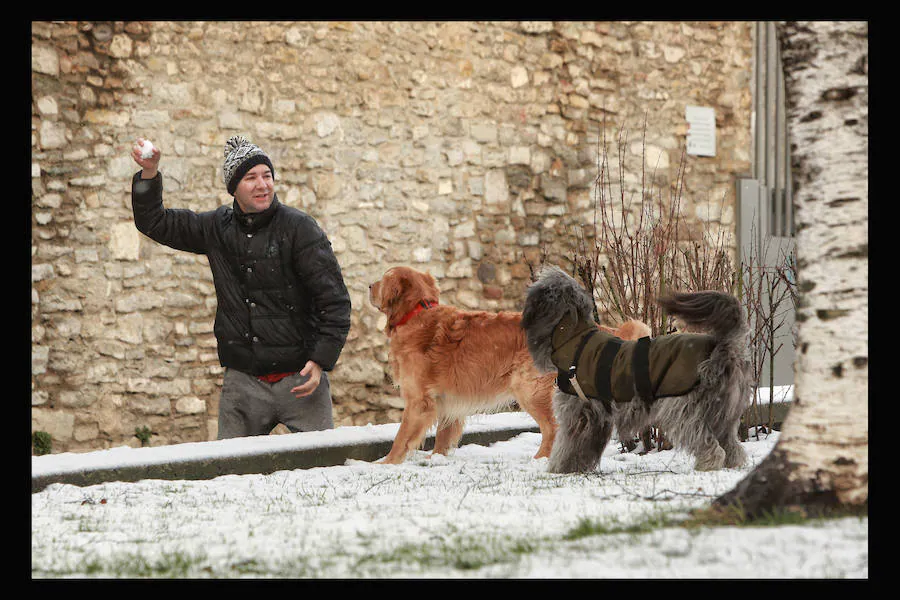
[217,368,334,439]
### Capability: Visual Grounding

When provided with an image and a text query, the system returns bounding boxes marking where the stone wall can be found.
[31,21,753,452]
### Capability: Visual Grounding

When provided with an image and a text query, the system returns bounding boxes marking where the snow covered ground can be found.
[31,386,867,578]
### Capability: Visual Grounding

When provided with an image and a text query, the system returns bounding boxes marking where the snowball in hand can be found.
[139,140,155,159]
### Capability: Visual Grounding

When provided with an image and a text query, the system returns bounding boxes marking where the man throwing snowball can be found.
[130,136,351,439]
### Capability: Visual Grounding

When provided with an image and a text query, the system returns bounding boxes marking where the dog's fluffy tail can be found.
[658,291,747,351]
[657,291,751,455]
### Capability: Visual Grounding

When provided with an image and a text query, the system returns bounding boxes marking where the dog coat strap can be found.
[592,337,622,402]
[556,370,576,395]
[571,328,597,370]
[632,336,654,405]
[557,329,597,403]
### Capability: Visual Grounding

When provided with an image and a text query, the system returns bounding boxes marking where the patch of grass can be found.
[230,558,269,576]
[32,431,52,456]
[354,533,538,574]
[43,550,206,578]
[122,551,200,577]
[563,511,682,541]
[134,425,154,447]
[77,519,101,533]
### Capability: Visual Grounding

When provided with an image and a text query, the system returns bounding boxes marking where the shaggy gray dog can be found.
[521,266,750,474]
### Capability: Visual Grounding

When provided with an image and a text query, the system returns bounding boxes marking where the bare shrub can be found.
[524,116,795,450]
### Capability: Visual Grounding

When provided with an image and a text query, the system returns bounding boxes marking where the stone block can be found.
[69,175,106,187]
[32,45,59,76]
[447,258,472,278]
[663,45,686,63]
[109,34,133,58]
[438,179,453,195]
[509,146,531,165]
[471,123,498,143]
[32,390,49,406]
[109,222,141,261]
[74,423,100,442]
[128,396,173,416]
[176,396,206,415]
[32,345,49,375]
[32,408,75,442]
[35,193,63,209]
[32,263,55,282]
[59,390,95,408]
[510,65,529,88]
[115,292,161,313]
[108,155,138,179]
[114,313,144,345]
[484,169,510,207]
[314,112,342,138]
[630,142,670,170]
[132,110,170,128]
[83,110,131,127]
[520,21,554,34]
[36,96,58,115]
[39,121,67,150]
[540,176,568,202]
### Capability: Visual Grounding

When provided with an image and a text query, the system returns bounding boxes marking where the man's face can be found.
[233,163,275,214]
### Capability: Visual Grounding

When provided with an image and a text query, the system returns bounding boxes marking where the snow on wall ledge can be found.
[31,412,542,492]
[31,386,793,493]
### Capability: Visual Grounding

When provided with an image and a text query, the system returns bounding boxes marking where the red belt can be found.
[257,372,295,384]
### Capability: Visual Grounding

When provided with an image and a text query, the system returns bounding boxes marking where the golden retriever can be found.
[598,320,652,340]
[368,266,652,465]
[369,266,557,464]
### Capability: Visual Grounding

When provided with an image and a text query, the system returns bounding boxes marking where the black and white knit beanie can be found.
[222,135,275,195]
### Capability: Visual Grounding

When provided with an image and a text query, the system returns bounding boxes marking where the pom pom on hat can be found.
[222,135,275,195]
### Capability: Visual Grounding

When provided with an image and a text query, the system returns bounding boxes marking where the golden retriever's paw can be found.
[375,453,415,465]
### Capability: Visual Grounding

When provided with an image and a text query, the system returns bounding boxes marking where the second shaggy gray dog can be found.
[521,266,750,474]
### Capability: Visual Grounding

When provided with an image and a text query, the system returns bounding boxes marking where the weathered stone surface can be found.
[335,357,385,385]
[32,44,59,76]
[176,396,207,414]
[109,222,141,261]
[484,169,510,208]
[109,34,133,58]
[32,409,75,442]
[39,120,67,150]
[510,65,529,88]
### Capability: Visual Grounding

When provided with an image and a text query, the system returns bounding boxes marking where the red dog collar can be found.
[391,300,438,330]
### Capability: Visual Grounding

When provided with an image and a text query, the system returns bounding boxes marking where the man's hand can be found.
[291,361,323,398]
[131,137,161,179]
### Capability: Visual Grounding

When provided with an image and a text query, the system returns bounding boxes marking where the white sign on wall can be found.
[686,105,716,157]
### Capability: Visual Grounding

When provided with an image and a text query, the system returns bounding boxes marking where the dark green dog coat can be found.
[549,313,716,410]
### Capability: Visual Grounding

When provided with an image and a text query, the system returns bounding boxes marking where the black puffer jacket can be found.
[131,171,352,376]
